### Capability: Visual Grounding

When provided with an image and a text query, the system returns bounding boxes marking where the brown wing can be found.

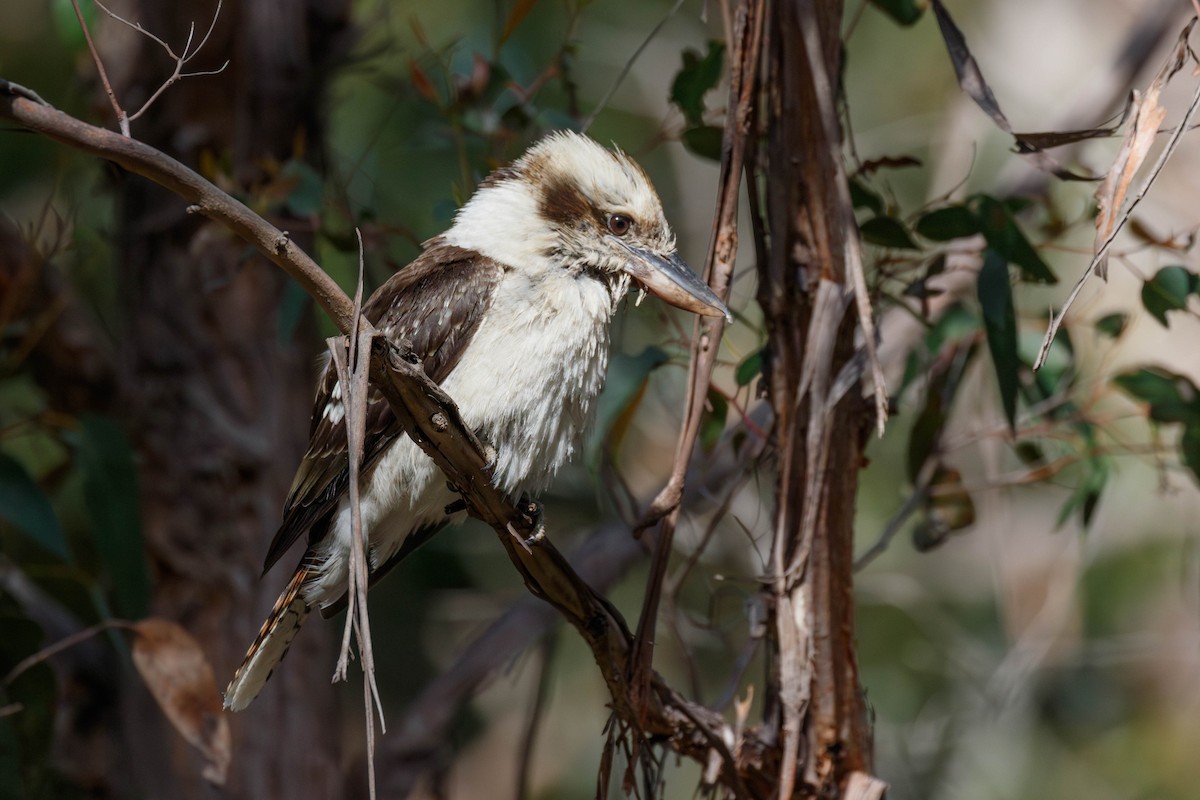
[261,240,505,573]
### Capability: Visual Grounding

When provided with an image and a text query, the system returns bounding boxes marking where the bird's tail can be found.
[223,564,311,711]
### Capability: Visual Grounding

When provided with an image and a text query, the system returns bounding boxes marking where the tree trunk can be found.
[756,0,875,795]
[109,1,351,795]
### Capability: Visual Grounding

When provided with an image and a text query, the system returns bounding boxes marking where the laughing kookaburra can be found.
[223,130,729,710]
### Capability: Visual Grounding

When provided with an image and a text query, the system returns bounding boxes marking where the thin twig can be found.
[91,0,228,127]
[1035,36,1200,370]
[514,631,556,800]
[69,0,127,135]
[3,619,132,685]
[626,0,763,730]
[582,0,687,132]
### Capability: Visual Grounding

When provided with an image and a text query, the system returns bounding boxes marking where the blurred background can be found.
[2,0,1200,798]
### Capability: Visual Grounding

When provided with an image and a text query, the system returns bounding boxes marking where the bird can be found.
[223,130,729,711]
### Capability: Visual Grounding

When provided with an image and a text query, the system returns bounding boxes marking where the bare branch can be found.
[91,0,228,127]
[626,0,765,742]
[69,0,128,135]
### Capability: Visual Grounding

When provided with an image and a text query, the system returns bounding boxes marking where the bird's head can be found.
[446,131,730,321]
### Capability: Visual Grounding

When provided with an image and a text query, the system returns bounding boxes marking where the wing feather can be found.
[261,240,504,573]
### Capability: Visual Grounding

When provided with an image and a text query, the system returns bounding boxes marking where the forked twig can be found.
[83,0,229,135]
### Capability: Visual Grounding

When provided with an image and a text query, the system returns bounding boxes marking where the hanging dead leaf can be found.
[130,619,230,785]
[930,0,1100,181]
[1092,90,1166,279]
[1093,21,1194,278]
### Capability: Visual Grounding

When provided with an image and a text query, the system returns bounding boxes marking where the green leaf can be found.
[1094,313,1128,338]
[1113,367,1200,425]
[974,196,1057,284]
[849,178,884,214]
[277,278,311,344]
[681,126,723,161]
[735,349,763,388]
[869,0,924,26]
[280,161,324,218]
[915,205,981,241]
[860,216,919,250]
[77,416,150,619]
[590,347,670,464]
[0,454,69,561]
[906,339,977,481]
[1182,424,1200,487]
[1140,266,1198,328]
[978,249,1019,431]
[670,41,725,126]
[1056,458,1108,530]
[700,390,729,453]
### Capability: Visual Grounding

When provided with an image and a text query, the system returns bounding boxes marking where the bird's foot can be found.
[507,494,545,552]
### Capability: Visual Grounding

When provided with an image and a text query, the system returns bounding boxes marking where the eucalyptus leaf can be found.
[681,126,723,161]
[77,416,150,619]
[1094,313,1128,338]
[670,41,725,126]
[0,454,69,561]
[978,250,1019,431]
[1140,266,1198,328]
[1113,367,1200,425]
[869,0,924,25]
[860,216,919,250]
[915,205,981,241]
[974,196,1057,284]
[849,179,884,214]
[735,349,763,388]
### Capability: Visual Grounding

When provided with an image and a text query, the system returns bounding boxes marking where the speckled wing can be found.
[261,239,505,573]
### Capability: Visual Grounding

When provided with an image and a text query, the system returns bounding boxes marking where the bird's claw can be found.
[503,494,545,552]
[515,494,545,547]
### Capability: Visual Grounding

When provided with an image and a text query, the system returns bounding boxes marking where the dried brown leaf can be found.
[855,154,922,176]
[1092,89,1166,278]
[931,0,1100,181]
[1093,21,1194,278]
[131,619,230,784]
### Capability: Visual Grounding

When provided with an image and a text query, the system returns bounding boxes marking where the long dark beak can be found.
[613,239,731,322]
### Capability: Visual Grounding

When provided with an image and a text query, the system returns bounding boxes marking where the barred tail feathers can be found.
[223,565,311,711]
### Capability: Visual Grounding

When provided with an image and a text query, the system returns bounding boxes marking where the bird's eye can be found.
[607,214,633,236]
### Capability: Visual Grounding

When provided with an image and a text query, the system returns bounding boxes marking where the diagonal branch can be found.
[0,82,776,795]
